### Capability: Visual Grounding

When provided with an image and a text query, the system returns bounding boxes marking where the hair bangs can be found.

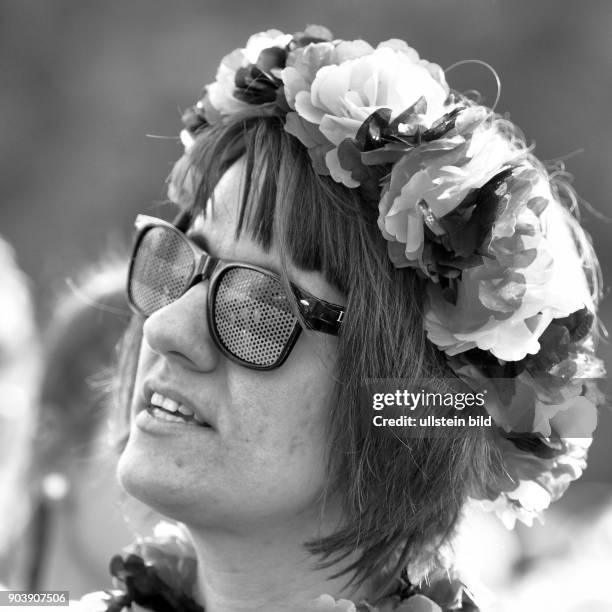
[173,116,379,297]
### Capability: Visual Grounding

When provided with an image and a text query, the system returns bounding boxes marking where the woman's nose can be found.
[142,280,220,372]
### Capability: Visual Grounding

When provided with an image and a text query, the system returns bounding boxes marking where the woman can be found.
[83,26,605,611]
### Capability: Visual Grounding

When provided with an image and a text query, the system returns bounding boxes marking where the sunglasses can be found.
[127,215,345,370]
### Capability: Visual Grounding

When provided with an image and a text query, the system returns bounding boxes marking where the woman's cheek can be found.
[224,397,327,482]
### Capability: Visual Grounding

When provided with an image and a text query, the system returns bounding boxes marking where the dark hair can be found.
[35,256,131,473]
[118,115,502,597]
[27,256,131,589]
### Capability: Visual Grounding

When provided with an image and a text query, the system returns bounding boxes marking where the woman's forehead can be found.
[190,159,345,306]
[191,158,275,267]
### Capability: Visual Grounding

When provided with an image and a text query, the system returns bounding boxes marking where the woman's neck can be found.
[187,515,370,612]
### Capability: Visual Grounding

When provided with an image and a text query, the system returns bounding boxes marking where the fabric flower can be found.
[309,594,357,611]
[79,589,129,611]
[86,520,202,611]
[476,489,543,530]
[281,37,375,176]
[394,594,443,612]
[282,38,374,109]
[129,521,198,598]
[378,116,521,266]
[204,29,292,122]
[422,166,592,361]
[288,43,449,186]
[473,425,594,528]
[476,437,592,528]
[453,359,599,437]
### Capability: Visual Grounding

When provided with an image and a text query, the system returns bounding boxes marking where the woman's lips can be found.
[134,407,214,435]
[148,391,209,426]
[142,381,214,429]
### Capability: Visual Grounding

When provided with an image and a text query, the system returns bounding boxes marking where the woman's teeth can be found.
[150,407,193,423]
[149,392,208,426]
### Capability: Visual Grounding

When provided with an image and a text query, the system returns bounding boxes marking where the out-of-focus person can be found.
[18,256,153,597]
[0,236,40,588]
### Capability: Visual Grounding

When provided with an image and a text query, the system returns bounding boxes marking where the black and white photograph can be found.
[1,1,611,610]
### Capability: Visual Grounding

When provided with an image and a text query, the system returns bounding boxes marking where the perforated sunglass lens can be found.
[129,226,195,316]
[128,223,300,368]
[212,267,298,367]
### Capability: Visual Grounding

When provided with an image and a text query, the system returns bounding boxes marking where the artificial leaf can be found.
[439,168,514,257]
[421,107,462,142]
[256,46,287,72]
[355,108,392,151]
[234,65,281,104]
[360,144,410,166]
[389,96,428,131]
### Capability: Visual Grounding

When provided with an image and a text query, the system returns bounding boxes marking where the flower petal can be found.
[325,148,360,187]
[319,115,362,146]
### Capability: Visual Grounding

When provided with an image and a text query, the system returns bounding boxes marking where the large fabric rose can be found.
[281,37,376,176]
[282,38,375,108]
[287,42,449,187]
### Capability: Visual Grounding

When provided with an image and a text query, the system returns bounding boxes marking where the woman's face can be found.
[117,158,344,531]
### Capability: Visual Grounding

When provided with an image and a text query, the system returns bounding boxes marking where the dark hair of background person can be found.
[23,257,132,591]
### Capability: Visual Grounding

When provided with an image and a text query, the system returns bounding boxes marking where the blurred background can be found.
[0,0,611,607]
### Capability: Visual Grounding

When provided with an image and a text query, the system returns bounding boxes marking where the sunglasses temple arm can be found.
[294,290,344,335]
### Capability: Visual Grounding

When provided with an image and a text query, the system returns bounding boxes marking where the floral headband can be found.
[171,26,606,528]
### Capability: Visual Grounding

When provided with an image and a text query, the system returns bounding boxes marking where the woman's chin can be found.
[116,434,191,519]
[116,433,226,527]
